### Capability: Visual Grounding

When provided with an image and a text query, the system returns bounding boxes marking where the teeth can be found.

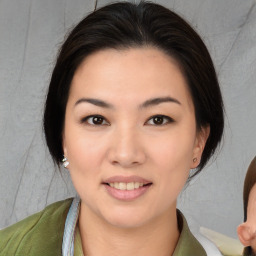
[126,182,134,190]
[119,182,126,190]
[134,182,140,189]
[109,182,145,190]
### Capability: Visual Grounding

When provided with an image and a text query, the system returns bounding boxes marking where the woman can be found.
[0,1,224,255]
[238,157,256,256]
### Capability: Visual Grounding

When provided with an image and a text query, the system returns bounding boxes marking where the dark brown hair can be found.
[43,1,224,176]
[243,157,256,221]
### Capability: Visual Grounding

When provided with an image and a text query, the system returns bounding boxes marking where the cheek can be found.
[65,134,105,200]
[64,127,106,176]
[150,130,196,171]
[147,129,195,197]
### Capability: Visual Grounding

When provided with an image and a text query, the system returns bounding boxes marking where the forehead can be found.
[69,47,193,109]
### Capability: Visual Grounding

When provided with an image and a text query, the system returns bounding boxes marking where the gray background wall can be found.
[0,0,255,239]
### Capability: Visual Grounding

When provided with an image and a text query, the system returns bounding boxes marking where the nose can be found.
[107,127,146,168]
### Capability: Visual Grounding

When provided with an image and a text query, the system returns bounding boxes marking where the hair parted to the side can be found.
[43,1,224,177]
[243,157,256,222]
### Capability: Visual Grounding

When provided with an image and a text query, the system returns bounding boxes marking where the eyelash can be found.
[80,114,174,126]
[80,115,109,126]
[146,115,174,126]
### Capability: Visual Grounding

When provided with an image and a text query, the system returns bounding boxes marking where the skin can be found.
[238,184,256,253]
[63,47,209,256]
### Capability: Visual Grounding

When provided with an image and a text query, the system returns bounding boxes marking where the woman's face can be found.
[63,47,209,228]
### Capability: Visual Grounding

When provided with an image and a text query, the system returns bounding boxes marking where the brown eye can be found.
[146,115,173,125]
[82,115,109,125]
[92,116,104,124]
[153,116,164,125]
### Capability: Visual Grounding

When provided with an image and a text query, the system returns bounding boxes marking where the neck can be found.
[78,203,180,256]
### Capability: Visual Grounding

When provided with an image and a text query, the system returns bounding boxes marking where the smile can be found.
[103,176,152,201]
[108,182,144,190]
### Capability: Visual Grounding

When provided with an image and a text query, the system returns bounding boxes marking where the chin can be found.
[102,209,150,229]
[107,218,148,229]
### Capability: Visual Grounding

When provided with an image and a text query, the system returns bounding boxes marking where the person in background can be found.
[238,157,256,256]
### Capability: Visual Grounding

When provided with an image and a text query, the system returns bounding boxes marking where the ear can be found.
[191,125,210,169]
[237,223,253,246]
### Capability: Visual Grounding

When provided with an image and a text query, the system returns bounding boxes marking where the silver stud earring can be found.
[193,157,197,163]
[62,156,69,168]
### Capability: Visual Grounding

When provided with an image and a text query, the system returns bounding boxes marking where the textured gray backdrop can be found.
[0,0,256,239]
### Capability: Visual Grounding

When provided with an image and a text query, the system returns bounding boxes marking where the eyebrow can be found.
[74,96,181,109]
[75,98,114,108]
[139,97,181,108]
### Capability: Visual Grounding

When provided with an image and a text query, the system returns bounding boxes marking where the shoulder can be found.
[0,198,73,256]
[173,209,207,256]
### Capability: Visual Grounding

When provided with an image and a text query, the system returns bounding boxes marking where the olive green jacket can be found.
[0,198,206,256]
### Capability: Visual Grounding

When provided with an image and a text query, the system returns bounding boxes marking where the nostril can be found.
[107,143,146,167]
[111,157,141,167]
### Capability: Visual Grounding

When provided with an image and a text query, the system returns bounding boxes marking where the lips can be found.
[102,176,152,201]
[103,175,152,191]
[109,182,144,190]
[104,175,151,183]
